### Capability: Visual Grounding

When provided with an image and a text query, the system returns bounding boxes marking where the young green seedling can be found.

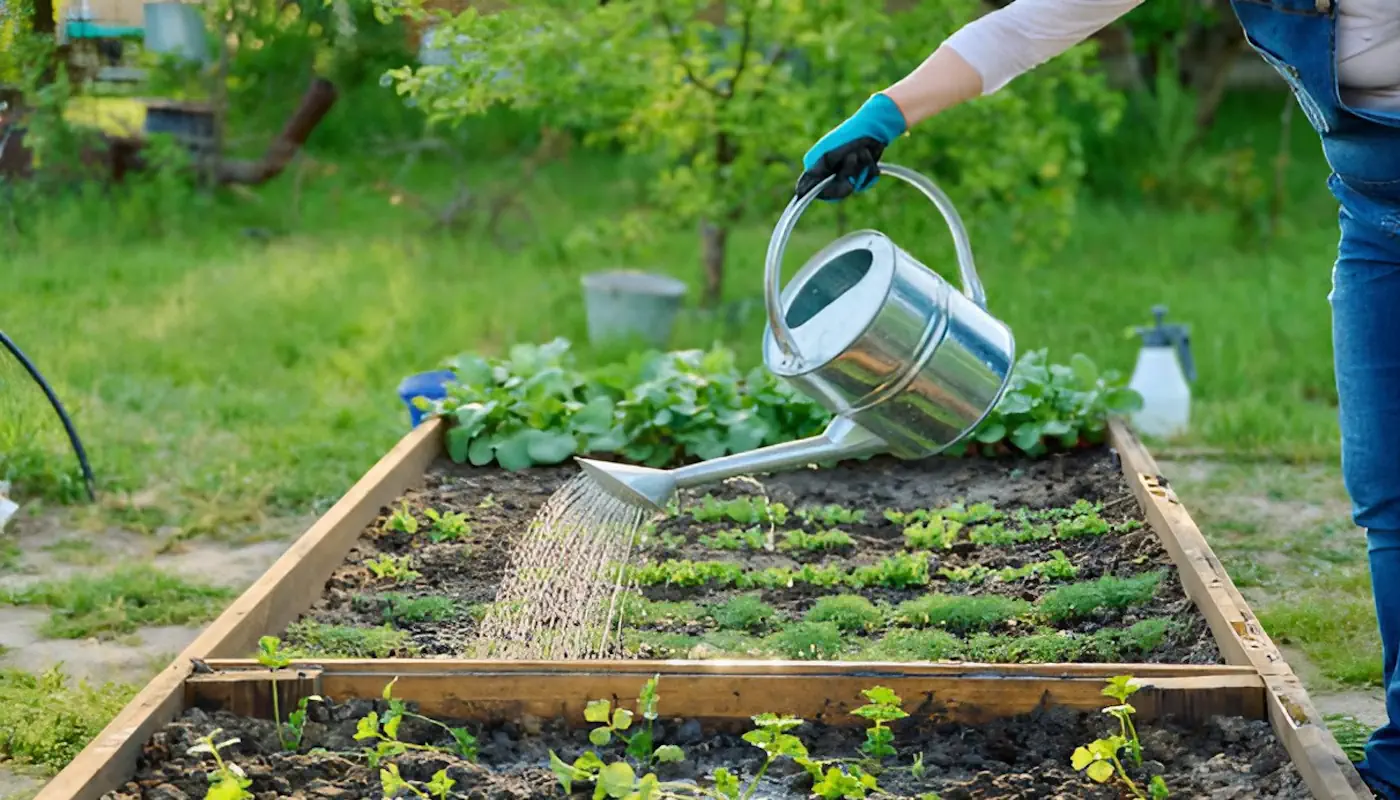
[796,504,867,527]
[385,501,419,534]
[851,686,909,760]
[255,635,321,752]
[1071,675,1169,799]
[186,729,253,800]
[423,508,470,542]
[355,678,478,768]
[737,714,810,800]
[549,676,689,799]
[366,554,420,583]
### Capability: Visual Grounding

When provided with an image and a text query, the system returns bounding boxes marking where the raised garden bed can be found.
[282,447,1222,668]
[108,661,1299,800]
[35,418,1372,800]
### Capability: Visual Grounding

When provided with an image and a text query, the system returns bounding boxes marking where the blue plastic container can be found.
[397,369,457,428]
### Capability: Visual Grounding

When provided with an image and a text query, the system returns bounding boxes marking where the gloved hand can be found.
[796,93,908,202]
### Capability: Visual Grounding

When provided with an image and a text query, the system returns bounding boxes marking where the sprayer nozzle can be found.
[575,458,677,513]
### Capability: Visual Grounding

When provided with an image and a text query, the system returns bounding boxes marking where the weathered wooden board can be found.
[1109,419,1371,800]
[34,416,1369,799]
[191,659,1268,728]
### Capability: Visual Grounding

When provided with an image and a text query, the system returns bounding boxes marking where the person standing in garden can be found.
[795,1,1400,796]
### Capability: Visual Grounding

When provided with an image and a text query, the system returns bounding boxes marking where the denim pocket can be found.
[1244,35,1333,134]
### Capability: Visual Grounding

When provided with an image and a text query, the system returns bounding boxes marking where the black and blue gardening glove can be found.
[796,93,908,202]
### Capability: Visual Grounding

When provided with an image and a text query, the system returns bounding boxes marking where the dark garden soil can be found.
[276,447,1222,666]
[104,689,1308,799]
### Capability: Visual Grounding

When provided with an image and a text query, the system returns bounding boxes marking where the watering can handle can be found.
[764,162,988,367]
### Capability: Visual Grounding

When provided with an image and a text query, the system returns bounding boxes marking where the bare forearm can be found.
[879,0,1144,129]
[883,46,985,129]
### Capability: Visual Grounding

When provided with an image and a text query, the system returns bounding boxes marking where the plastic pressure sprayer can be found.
[1127,305,1196,439]
[575,164,1017,513]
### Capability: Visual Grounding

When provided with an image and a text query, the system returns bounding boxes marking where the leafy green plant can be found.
[851,686,908,760]
[797,504,867,526]
[187,729,253,800]
[691,495,789,526]
[904,517,962,550]
[426,340,1142,470]
[1071,675,1169,799]
[849,552,932,589]
[423,508,470,542]
[549,676,687,797]
[699,527,767,551]
[366,554,420,583]
[255,636,322,752]
[938,550,1078,585]
[385,501,419,534]
[965,521,1056,547]
[779,529,855,554]
[354,678,478,768]
[380,763,458,800]
[952,350,1143,457]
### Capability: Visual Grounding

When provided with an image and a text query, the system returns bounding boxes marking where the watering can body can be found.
[576,163,1016,512]
[761,163,1016,460]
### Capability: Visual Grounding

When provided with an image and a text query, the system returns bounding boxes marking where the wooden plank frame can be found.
[34,416,1371,800]
[186,660,1270,729]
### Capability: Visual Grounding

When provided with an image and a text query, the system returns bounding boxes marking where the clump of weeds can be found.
[893,594,1029,635]
[281,619,418,658]
[1038,572,1164,623]
[352,592,459,625]
[711,594,776,632]
[805,595,885,633]
[766,621,844,660]
[2,564,235,639]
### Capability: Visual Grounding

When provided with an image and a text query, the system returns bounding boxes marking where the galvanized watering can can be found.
[578,163,1016,512]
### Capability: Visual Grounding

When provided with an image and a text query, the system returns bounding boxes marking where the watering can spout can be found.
[575,458,679,514]
[575,416,888,513]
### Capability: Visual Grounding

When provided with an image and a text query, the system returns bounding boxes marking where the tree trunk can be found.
[700,220,727,307]
[1191,27,1247,135]
[31,0,55,36]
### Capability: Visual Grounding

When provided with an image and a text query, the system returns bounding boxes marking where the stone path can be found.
[0,507,303,799]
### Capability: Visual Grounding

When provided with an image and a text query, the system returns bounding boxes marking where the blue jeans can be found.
[1225,0,1400,791]
[1333,201,1400,797]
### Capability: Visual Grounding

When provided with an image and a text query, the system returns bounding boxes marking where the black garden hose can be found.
[0,330,97,501]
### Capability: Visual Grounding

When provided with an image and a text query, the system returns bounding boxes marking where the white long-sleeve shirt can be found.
[942,0,1400,111]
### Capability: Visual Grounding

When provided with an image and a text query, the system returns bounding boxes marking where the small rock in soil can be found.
[673,719,703,744]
